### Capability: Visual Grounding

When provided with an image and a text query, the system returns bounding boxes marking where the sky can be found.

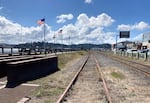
[0,0,150,44]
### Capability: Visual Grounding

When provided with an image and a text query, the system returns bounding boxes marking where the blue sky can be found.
[0,0,150,44]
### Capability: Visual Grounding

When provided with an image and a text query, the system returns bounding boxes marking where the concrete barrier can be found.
[0,56,40,78]
[0,55,30,60]
[5,56,58,87]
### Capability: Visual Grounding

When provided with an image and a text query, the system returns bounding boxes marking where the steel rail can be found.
[56,55,89,103]
[99,52,150,76]
[113,58,150,76]
[110,52,150,68]
[93,55,113,103]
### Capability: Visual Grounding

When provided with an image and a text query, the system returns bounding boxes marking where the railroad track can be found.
[56,53,112,103]
[98,52,150,76]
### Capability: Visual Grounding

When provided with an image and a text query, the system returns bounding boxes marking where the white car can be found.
[140,49,150,53]
[126,49,137,53]
[147,49,150,55]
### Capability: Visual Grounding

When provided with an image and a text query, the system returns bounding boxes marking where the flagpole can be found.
[58,29,63,53]
[68,34,71,52]
[53,33,56,54]
[43,23,46,55]
[57,29,63,53]
[19,25,22,55]
[115,34,118,54]
[69,33,71,52]
[62,33,63,53]
[21,25,22,43]
[53,34,55,44]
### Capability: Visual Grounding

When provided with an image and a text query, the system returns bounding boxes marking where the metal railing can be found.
[115,51,150,61]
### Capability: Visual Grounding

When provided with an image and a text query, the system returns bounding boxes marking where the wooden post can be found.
[11,48,13,55]
[2,47,4,54]
[144,52,148,61]
[136,52,139,60]
[131,51,133,59]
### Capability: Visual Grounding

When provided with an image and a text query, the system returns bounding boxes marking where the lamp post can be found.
[115,34,119,54]
[43,23,46,55]
[37,18,46,55]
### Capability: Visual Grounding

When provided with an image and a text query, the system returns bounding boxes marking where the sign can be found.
[119,31,130,38]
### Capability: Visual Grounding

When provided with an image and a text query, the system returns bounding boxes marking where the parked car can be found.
[138,49,150,53]
[146,49,150,55]
[139,49,148,53]
[126,49,137,53]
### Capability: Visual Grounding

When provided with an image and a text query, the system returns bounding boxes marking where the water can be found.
[0,48,19,54]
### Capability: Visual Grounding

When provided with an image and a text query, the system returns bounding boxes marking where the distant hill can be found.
[0,43,15,48]
[1,42,111,50]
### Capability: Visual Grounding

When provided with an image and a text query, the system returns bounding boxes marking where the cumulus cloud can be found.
[0,7,3,10]
[117,21,150,31]
[132,33,143,42]
[76,13,114,29]
[56,13,73,23]
[61,13,115,44]
[84,0,92,4]
[2,13,150,45]
[0,16,52,44]
[0,13,115,44]
[134,21,150,30]
[117,22,150,43]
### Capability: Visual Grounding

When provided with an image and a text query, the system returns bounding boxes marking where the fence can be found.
[115,51,150,61]
[0,47,19,55]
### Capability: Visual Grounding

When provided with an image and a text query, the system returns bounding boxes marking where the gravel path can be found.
[95,52,150,103]
[28,55,87,103]
[11,51,149,103]
[64,55,108,103]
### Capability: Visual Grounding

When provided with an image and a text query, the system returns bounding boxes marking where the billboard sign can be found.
[119,31,130,38]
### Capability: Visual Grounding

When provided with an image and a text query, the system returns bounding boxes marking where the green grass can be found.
[128,93,136,97]
[29,51,87,103]
[111,71,125,79]
[35,86,64,98]
[57,51,87,69]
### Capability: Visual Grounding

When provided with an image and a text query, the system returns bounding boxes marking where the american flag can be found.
[53,34,55,39]
[37,18,45,25]
[58,29,63,34]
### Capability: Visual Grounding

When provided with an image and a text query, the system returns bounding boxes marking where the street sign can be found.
[119,31,130,38]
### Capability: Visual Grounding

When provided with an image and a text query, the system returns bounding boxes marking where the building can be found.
[142,32,150,49]
[112,41,142,51]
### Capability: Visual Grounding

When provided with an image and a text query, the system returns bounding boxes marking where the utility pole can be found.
[43,23,46,55]
[115,34,118,54]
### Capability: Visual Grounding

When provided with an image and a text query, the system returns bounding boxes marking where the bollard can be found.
[131,51,133,59]
[11,48,13,55]
[148,54,150,61]
[144,52,148,61]
[2,47,4,54]
[126,52,128,57]
[136,52,139,60]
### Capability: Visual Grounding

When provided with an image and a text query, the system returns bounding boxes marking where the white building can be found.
[143,32,150,49]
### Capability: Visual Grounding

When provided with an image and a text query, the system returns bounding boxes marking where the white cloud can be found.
[56,13,73,23]
[0,6,3,10]
[61,13,115,44]
[116,22,149,43]
[117,21,150,31]
[132,33,143,42]
[134,21,150,30]
[0,13,116,44]
[76,13,115,29]
[84,0,92,4]
[0,16,52,44]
